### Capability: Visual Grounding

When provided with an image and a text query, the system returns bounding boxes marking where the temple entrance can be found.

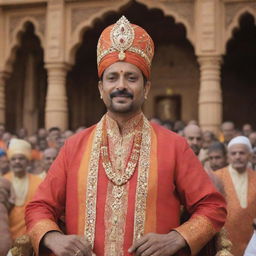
[67,1,199,129]
[222,13,256,129]
[5,22,47,134]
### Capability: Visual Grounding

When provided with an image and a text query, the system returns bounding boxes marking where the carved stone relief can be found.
[160,2,194,27]
[9,14,45,42]
[71,6,108,32]
[225,2,256,28]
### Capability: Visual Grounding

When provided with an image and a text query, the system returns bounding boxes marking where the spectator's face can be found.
[249,133,256,147]
[228,144,251,172]
[0,155,9,175]
[221,123,235,143]
[243,124,252,137]
[251,151,256,166]
[9,154,29,176]
[38,139,48,151]
[185,128,202,156]
[43,149,58,172]
[208,150,227,171]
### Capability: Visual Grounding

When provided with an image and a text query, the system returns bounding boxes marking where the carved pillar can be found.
[0,72,9,124]
[198,55,222,134]
[45,63,69,130]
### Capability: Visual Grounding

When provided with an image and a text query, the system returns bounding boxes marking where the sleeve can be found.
[173,141,227,255]
[25,143,69,255]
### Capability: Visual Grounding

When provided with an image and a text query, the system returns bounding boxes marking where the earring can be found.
[100,95,103,99]
[145,95,147,100]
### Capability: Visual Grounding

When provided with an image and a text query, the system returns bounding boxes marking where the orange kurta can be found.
[215,167,256,256]
[5,172,42,240]
[25,119,226,256]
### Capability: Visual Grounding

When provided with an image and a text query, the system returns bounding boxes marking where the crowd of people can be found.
[0,119,255,255]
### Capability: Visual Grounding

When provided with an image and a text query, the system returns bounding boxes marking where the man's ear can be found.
[144,81,151,99]
[98,80,103,98]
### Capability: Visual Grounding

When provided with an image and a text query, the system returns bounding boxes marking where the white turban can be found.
[227,136,253,152]
[7,138,32,160]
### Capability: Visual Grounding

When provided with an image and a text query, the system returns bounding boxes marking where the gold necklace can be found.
[101,116,143,186]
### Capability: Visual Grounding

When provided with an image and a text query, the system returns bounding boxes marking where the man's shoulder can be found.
[150,122,187,145]
[214,166,229,178]
[65,125,97,146]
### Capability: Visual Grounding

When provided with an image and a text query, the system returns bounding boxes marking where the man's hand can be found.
[128,231,187,256]
[43,231,95,256]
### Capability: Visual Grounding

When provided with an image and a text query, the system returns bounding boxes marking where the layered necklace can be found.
[101,116,143,186]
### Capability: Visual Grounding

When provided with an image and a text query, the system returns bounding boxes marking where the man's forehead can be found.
[10,153,27,159]
[228,144,249,152]
[104,62,141,74]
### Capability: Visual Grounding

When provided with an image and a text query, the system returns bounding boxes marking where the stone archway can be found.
[222,13,256,129]
[67,1,199,129]
[5,22,47,134]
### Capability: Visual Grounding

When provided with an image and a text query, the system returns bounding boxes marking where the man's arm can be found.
[173,141,227,255]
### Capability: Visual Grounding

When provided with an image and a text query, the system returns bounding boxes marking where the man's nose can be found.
[116,76,127,90]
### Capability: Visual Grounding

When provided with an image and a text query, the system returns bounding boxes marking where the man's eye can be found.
[128,76,137,81]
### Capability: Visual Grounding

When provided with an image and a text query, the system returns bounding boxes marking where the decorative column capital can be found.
[44,62,71,72]
[197,55,222,68]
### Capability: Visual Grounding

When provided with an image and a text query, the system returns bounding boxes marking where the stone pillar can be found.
[198,55,222,134]
[0,72,9,124]
[45,63,69,130]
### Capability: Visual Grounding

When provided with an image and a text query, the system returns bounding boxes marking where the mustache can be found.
[110,90,133,99]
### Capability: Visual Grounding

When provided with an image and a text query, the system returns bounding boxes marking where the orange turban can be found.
[97,16,154,79]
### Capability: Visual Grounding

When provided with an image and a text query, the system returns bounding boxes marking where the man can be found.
[251,147,256,171]
[38,147,58,179]
[220,121,236,145]
[215,136,256,256]
[207,142,227,171]
[249,131,256,148]
[4,138,42,240]
[242,123,253,137]
[183,124,202,156]
[25,16,226,256]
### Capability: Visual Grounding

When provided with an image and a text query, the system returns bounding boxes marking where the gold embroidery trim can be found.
[174,215,217,255]
[84,118,103,247]
[133,116,151,241]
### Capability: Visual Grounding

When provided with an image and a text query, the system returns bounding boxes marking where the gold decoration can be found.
[101,116,143,186]
[110,16,135,61]
[84,119,103,247]
[133,117,151,241]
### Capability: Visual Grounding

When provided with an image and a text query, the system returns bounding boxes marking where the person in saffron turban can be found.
[25,16,226,256]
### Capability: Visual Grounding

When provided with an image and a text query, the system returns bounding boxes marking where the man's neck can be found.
[107,111,142,134]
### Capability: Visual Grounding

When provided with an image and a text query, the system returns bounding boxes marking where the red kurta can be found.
[25,120,226,256]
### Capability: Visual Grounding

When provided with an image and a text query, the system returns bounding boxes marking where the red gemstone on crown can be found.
[120,38,124,43]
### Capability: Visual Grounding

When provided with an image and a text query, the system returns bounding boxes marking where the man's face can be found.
[228,144,251,172]
[9,154,29,176]
[43,149,58,172]
[98,62,150,116]
[209,150,227,171]
[243,124,252,137]
[251,151,256,166]
[0,155,9,175]
[221,123,235,143]
[184,127,202,156]
[249,133,256,147]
